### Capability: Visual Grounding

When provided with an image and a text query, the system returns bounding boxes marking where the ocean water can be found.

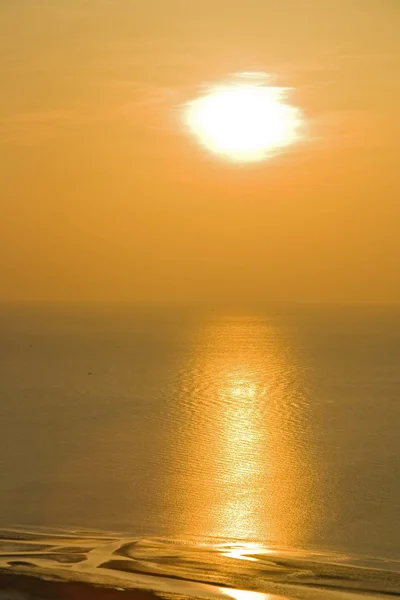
[0,304,400,599]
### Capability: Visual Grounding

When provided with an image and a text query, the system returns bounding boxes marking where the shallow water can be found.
[0,304,400,564]
[1,528,400,599]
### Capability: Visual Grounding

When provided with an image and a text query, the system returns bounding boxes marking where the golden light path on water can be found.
[221,589,286,600]
[168,315,318,547]
[184,73,303,162]
[39,311,322,559]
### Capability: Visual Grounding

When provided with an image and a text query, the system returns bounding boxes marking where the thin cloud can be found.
[0,109,96,146]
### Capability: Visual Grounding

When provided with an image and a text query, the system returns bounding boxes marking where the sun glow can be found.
[184,74,303,163]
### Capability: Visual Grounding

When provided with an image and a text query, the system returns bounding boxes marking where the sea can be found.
[0,303,400,599]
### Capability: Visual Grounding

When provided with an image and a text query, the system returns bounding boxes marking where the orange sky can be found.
[1,0,399,303]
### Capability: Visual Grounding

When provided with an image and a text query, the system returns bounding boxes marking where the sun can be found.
[184,74,303,163]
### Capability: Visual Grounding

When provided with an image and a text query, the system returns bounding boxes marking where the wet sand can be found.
[1,529,400,600]
[0,572,158,600]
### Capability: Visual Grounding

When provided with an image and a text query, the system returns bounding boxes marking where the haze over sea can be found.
[1,303,399,562]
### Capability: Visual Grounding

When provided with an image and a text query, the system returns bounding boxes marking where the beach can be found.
[1,304,400,598]
[1,528,400,599]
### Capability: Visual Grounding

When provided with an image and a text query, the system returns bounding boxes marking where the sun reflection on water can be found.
[221,542,268,561]
[221,590,287,600]
[167,315,317,547]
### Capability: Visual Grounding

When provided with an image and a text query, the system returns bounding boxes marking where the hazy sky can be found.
[1,0,400,303]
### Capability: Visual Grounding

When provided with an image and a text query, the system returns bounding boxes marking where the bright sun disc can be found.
[184,75,303,163]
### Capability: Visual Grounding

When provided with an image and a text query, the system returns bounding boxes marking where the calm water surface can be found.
[0,304,399,560]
